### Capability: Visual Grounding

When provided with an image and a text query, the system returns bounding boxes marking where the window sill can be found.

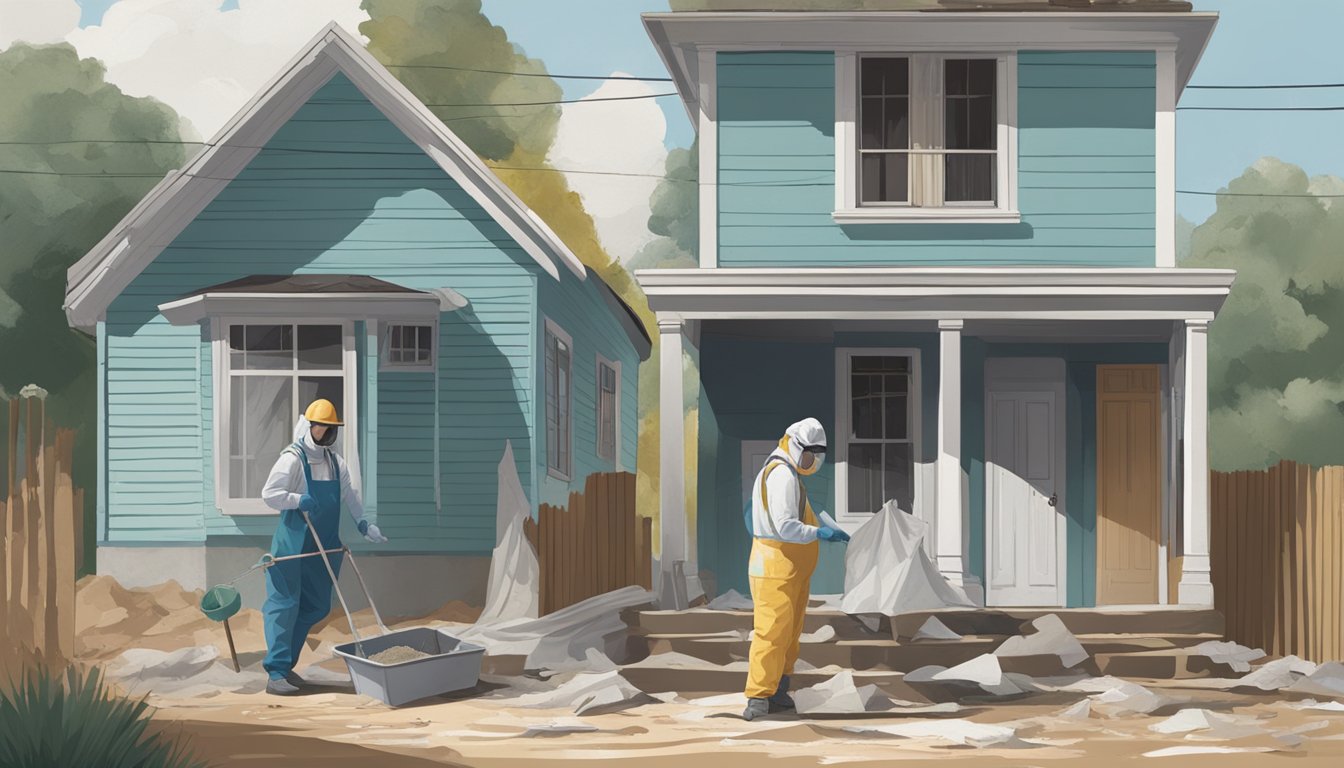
[219,500,280,517]
[547,467,572,483]
[832,208,1021,225]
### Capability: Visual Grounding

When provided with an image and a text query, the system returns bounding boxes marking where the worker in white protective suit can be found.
[742,417,850,721]
[259,399,387,696]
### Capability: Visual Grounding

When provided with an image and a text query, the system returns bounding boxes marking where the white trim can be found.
[1178,318,1213,606]
[698,48,719,269]
[212,318,358,516]
[656,317,692,606]
[644,11,1218,123]
[835,52,1018,222]
[983,357,1067,608]
[832,347,923,532]
[65,23,589,332]
[1158,361,1171,606]
[935,323,967,594]
[379,322,438,372]
[595,353,622,470]
[543,317,574,482]
[1155,47,1177,268]
[159,292,441,326]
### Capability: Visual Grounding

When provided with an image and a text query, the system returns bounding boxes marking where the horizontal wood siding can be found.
[535,272,641,509]
[716,50,1156,267]
[107,72,539,550]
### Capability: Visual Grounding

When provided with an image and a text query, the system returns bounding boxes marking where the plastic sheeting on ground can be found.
[706,589,754,611]
[512,670,652,715]
[460,585,652,671]
[840,500,973,616]
[994,614,1089,669]
[792,670,894,714]
[476,440,540,624]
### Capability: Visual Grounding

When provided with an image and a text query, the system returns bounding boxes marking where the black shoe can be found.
[742,697,771,721]
[768,674,796,712]
[266,678,301,696]
[284,671,307,688]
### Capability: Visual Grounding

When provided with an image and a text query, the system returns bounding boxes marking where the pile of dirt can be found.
[368,646,434,664]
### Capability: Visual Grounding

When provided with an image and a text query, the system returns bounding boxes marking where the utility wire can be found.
[1188,82,1344,90]
[1178,105,1344,112]
[383,63,672,81]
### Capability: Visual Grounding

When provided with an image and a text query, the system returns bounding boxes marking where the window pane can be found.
[861,57,908,96]
[848,443,882,515]
[299,377,343,425]
[860,153,908,204]
[968,59,995,96]
[391,325,402,350]
[229,326,245,369]
[852,375,881,439]
[230,374,290,498]
[945,153,996,203]
[240,325,292,371]
[545,332,558,471]
[298,325,342,370]
[854,356,907,374]
[884,97,909,149]
[968,96,995,149]
[945,59,968,96]
[883,443,914,512]
[860,96,883,149]
[884,392,908,440]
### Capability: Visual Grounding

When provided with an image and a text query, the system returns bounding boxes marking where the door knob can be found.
[1048,492,1058,507]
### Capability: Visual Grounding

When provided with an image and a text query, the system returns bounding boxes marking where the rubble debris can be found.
[843,719,1030,748]
[1184,655,1319,692]
[1057,699,1092,720]
[1286,699,1344,713]
[1142,745,1276,758]
[840,500,973,616]
[912,617,962,641]
[706,589,754,611]
[1287,661,1344,698]
[107,647,268,697]
[994,614,1089,669]
[1191,640,1266,673]
[799,624,837,644]
[459,585,651,670]
[1148,708,1266,739]
[909,654,1035,697]
[793,670,894,714]
[513,670,652,715]
[367,646,434,665]
[1090,681,1171,717]
[477,440,540,624]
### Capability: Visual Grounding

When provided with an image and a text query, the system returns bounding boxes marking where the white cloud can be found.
[0,0,81,49]
[65,0,369,139]
[548,73,668,264]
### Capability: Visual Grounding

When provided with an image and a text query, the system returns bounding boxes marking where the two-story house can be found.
[638,2,1233,611]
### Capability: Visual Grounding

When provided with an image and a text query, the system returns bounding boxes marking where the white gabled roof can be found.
[63,22,589,332]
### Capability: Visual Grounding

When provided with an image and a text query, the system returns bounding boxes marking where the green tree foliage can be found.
[628,140,698,273]
[0,43,184,568]
[1181,157,1344,470]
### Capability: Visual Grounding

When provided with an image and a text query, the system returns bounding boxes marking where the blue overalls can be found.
[262,443,344,680]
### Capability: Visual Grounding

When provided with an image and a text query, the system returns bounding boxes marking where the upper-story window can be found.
[837,52,1018,224]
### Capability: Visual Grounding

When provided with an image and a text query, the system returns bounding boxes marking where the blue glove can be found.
[297,494,319,513]
[817,526,850,543]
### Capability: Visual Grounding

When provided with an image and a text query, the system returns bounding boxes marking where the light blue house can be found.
[640,3,1234,610]
[63,25,649,615]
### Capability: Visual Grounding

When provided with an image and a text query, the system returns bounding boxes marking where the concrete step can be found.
[890,608,1224,640]
[623,607,889,639]
[634,632,1221,675]
[1095,648,1250,679]
[619,663,926,700]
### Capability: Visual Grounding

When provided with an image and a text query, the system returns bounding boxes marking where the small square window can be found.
[382,324,434,370]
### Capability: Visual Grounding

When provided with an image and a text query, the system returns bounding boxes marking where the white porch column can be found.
[1178,319,1214,605]
[657,317,692,608]
[936,320,981,603]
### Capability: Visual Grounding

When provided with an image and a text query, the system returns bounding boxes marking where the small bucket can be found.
[200,584,242,622]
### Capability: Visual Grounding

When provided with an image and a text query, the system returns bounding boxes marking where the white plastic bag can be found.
[477,440,539,623]
[840,499,973,616]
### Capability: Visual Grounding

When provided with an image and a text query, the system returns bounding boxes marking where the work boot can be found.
[742,697,771,721]
[768,674,796,712]
[266,677,301,696]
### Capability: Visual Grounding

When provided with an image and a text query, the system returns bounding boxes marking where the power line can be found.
[383,63,672,82]
[1188,82,1344,90]
[1177,189,1344,198]
[1178,105,1344,112]
[422,92,677,107]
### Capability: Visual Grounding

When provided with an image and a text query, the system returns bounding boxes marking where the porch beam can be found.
[1178,319,1213,606]
[936,320,981,604]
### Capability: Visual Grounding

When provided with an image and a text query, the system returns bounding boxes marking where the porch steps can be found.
[618,605,1230,695]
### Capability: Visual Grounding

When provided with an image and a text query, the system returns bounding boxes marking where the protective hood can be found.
[288,415,363,492]
[782,418,827,476]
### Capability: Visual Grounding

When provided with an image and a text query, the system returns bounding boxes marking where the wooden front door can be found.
[1096,364,1162,605]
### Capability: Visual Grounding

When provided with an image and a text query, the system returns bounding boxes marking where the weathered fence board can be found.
[535,472,649,615]
[1211,461,1344,662]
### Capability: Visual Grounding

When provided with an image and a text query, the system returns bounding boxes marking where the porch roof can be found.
[157,273,446,326]
[634,267,1236,322]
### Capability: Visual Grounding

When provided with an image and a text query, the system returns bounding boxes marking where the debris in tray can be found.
[367,645,435,664]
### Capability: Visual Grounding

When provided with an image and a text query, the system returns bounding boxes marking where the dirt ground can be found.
[76,577,1344,767]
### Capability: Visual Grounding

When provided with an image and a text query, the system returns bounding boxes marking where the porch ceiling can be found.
[635,268,1235,323]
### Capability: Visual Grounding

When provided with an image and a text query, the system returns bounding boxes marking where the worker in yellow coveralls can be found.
[742,418,850,721]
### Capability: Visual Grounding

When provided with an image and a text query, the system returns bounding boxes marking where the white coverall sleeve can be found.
[261,452,305,511]
[765,469,819,544]
[817,509,841,531]
[335,453,367,524]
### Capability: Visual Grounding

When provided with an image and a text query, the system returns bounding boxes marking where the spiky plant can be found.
[0,664,206,768]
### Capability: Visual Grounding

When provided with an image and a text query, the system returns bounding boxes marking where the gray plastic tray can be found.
[332,626,485,707]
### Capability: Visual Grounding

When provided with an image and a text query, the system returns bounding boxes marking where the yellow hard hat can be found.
[304,399,343,426]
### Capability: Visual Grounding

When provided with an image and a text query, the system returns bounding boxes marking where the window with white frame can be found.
[837,351,918,519]
[219,322,354,512]
[382,323,434,370]
[837,52,1016,221]
[596,356,619,464]
[544,320,572,480]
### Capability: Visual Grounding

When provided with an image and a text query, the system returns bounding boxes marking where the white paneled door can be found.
[986,389,1066,607]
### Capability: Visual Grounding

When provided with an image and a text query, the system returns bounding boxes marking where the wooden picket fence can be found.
[0,389,82,664]
[532,471,651,615]
[1210,461,1344,662]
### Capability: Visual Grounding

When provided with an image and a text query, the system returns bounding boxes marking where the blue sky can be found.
[74,0,1344,224]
